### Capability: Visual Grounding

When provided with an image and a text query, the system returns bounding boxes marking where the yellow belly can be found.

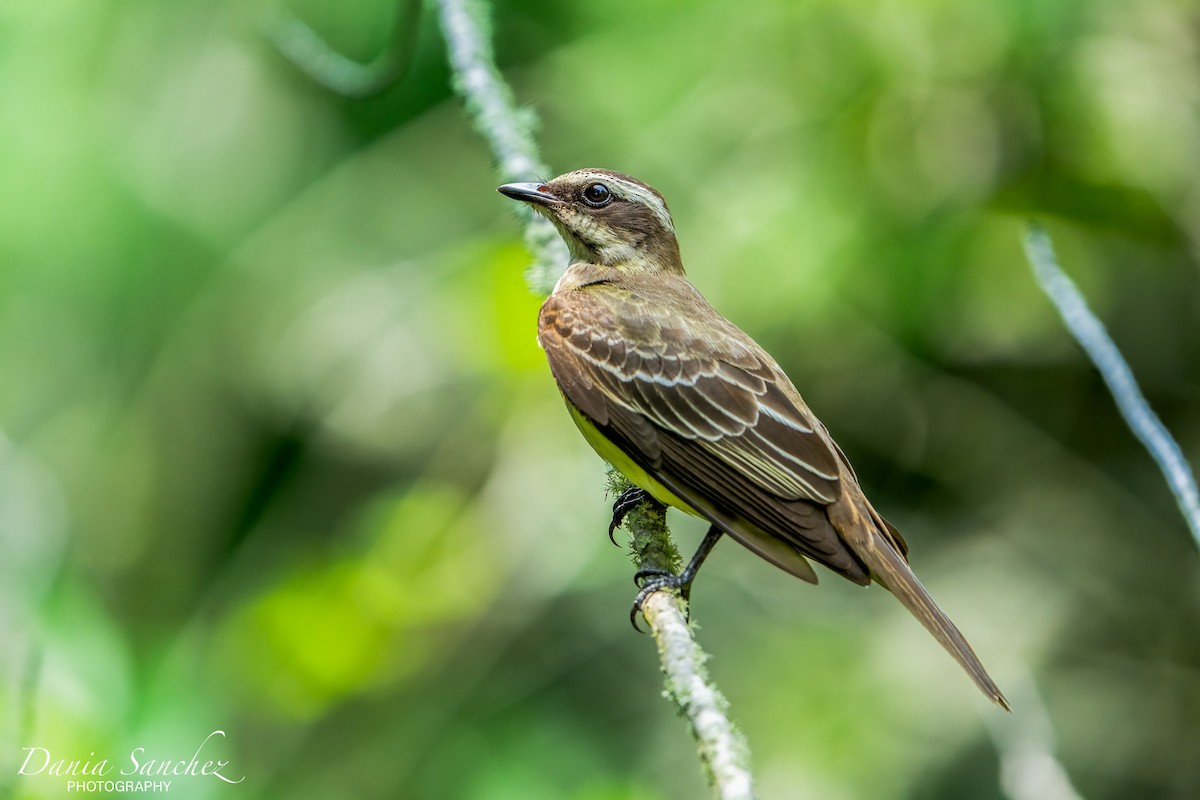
[565,400,821,583]
[566,403,704,518]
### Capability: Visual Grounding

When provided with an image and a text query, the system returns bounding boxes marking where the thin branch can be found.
[435,3,754,793]
[434,0,568,295]
[271,0,424,98]
[1023,224,1200,548]
[610,470,757,800]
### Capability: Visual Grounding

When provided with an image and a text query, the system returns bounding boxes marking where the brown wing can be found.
[538,279,872,583]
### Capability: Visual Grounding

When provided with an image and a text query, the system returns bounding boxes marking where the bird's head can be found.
[499,169,683,274]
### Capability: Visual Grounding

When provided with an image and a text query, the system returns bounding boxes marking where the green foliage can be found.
[1,0,1199,798]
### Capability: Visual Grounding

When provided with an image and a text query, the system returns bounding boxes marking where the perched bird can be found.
[498,169,1008,709]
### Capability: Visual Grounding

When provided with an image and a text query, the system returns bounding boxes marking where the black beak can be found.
[497,182,558,207]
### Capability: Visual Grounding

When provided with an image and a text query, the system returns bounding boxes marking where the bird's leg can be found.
[608,486,662,545]
[630,524,724,631]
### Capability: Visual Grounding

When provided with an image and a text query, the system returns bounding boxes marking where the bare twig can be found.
[434,0,568,294]
[610,470,757,800]
[1023,224,1200,548]
[271,0,423,98]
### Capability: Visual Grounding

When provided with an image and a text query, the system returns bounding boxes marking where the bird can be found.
[498,168,1009,709]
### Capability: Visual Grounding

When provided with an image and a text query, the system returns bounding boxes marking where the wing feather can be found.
[539,287,870,582]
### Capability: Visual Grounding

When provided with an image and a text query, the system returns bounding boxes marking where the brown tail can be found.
[830,499,1010,711]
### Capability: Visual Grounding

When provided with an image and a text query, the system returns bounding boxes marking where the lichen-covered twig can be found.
[434,0,568,294]
[435,3,755,792]
[610,470,757,800]
[1023,224,1200,548]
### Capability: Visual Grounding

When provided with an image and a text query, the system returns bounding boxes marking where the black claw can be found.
[628,572,690,632]
[625,525,724,633]
[630,603,646,633]
[633,567,673,586]
[630,583,657,632]
[607,487,652,545]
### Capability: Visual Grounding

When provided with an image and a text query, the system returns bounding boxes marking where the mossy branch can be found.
[433,1,757,794]
[435,0,567,295]
[608,469,757,800]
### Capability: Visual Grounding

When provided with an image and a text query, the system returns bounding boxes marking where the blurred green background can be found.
[2,0,1199,798]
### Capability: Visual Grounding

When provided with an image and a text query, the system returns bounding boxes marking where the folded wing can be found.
[539,285,872,583]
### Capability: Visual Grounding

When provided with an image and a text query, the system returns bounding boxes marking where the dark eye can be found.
[581,183,612,207]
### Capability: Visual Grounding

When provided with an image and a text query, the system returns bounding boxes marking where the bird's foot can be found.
[626,525,723,633]
[629,569,693,632]
[607,486,660,545]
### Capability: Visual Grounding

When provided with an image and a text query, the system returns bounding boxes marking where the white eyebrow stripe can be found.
[577,171,675,234]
